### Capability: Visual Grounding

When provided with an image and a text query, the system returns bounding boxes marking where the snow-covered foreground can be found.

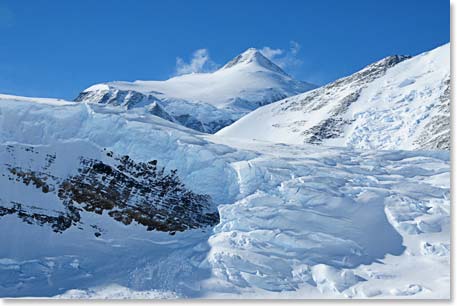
[204,138,450,298]
[0,96,450,298]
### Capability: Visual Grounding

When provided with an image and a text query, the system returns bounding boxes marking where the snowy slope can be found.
[76,48,316,133]
[218,43,450,150]
[0,96,450,298]
[0,93,72,106]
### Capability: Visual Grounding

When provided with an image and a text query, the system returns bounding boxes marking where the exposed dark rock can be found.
[275,55,412,145]
[8,167,53,193]
[58,155,218,232]
[173,114,234,133]
[414,77,450,150]
[282,55,410,113]
[0,202,76,233]
[146,102,175,122]
[304,118,355,144]
[76,89,222,133]
[1,146,219,235]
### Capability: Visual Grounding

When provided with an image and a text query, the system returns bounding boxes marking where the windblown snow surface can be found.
[0,93,450,298]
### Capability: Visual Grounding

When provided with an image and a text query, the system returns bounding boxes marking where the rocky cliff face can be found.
[0,144,218,236]
[292,56,410,145]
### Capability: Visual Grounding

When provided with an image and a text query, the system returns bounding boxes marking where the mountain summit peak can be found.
[221,48,288,75]
[240,47,262,57]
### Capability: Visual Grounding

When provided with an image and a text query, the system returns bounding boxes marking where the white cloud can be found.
[290,40,300,55]
[175,49,218,75]
[260,41,303,71]
[260,47,283,60]
[174,42,303,76]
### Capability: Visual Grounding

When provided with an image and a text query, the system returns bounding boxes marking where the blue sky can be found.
[0,0,449,100]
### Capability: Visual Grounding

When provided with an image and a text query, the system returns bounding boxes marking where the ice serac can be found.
[75,48,316,133]
[0,95,450,298]
[218,43,450,151]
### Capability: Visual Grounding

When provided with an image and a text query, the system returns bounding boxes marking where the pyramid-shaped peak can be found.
[241,47,263,57]
[221,48,288,75]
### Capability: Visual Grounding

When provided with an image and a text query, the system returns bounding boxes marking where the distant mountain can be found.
[75,48,316,133]
[218,43,450,151]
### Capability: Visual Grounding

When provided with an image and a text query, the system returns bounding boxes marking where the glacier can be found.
[0,84,450,298]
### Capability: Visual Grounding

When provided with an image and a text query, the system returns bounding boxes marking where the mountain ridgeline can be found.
[75,48,316,133]
[75,44,450,151]
[218,44,450,151]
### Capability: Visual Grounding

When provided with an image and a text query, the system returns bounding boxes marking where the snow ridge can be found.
[222,48,288,75]
[75,48,316,133]
[218,43,450,151]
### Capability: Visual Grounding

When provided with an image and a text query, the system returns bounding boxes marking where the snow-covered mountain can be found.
[75,48,316,133]
[0,43,451,299]
[0,94,450,298]
[218,43,450,151]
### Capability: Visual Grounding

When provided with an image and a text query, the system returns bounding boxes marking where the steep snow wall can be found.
[0,97,450,298]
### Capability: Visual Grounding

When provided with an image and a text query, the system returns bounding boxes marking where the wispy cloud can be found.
[260,47,283,60]
[175,49,218,75]
[261,41,303,70]
[175,42,304,77]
